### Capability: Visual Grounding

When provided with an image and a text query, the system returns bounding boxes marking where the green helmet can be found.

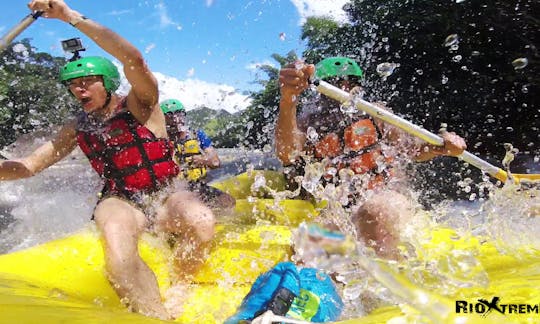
[160,99,185,114]
[315,57,364,80]
[60,56,120,92]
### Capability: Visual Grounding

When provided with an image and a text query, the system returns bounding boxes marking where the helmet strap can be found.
[99,91,113,112]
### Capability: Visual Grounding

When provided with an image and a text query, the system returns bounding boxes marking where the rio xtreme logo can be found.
[456,297,540,317]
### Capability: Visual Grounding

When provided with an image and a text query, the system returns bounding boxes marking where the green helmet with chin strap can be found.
[160,99,185,114]
[315,57,364,80]
[60,56,120,92]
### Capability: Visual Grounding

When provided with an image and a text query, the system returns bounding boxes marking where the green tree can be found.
[185,106,243,148]
[301,16,349,63]
[0,39,78,148]
[239,51,298,149]
[303,0,538,161]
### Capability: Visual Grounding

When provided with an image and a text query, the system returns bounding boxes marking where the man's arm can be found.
[192,147,220,169]
[29,0,158,112]
[191,130,219,168]
[275,63,315,165]
[0,122,78,180]
[75,18,158,109]
[380,120,467,162]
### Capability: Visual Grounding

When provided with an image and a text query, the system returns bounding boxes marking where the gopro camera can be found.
[61,37,85,61]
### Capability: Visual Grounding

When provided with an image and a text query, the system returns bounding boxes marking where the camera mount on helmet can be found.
[61,37,86,61]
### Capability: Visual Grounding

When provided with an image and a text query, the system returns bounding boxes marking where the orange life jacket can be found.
[308,118,393,189]
[76,102,179,198]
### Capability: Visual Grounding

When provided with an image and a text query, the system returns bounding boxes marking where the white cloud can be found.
[289,0,350,24]
[155,1,182,29]
[117,68,251,114]
[156,74,252,114]
[106,9,133,16]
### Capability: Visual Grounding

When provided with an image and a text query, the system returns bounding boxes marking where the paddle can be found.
[0,11,43,53]
[314,79,539,184]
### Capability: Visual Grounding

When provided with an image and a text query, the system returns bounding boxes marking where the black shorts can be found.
[187,181,227,203]
[92,179,186,223]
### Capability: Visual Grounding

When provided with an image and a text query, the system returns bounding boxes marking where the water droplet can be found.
[252,173,267,190]
[343,283,363,300]
[12,43,29,57]
[340,102,357,115]
[279,32,286,41]
[306,126,319,142]
[512,58,528,70]
[325,167,338,177]
[376,62,398,77]
[441,75,449,84]
[444,34,459,47]
[521,85,528,93]
[262,144,272,153]
[416,69,424,75]
[452,55,462,62]
[502,143,519,172]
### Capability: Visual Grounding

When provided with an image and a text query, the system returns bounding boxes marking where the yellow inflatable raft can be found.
[0,170,538,324]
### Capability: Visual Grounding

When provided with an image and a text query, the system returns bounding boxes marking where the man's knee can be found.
[186,202,215,242]
[166,190,216,242]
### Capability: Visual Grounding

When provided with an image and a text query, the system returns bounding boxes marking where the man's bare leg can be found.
[94,197,171,320]
[352,190,415,259]
[156,189,216,281]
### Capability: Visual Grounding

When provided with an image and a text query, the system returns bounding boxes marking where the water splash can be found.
[376,62,398,78]
[443,34,459,47]
[339,102,358,115]
[306,126,319,142]
[511,57,528,70]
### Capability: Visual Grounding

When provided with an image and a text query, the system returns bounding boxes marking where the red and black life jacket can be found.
[76,102,179,199]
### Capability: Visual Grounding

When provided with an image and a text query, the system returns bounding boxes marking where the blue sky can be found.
[1,0,349,112]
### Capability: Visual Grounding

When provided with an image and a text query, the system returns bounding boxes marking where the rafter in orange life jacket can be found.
[305,116,393,189]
